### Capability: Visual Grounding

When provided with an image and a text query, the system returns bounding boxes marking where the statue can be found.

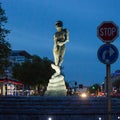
[45,20,69,96]
[53,20,69,67]
[51,20,69,77]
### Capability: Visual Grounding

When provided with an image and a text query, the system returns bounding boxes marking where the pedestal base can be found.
[45,74,67,96]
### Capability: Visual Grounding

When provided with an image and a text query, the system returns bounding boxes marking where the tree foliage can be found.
[12,55,54,86]
[89,83,101,93]
[0,3,11,74]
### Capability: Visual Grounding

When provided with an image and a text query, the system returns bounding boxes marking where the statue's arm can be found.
[66,29,69,42]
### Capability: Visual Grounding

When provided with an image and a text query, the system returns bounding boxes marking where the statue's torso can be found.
[54,29,67,43]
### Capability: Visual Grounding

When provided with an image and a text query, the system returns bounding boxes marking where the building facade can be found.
[0,50,32,96]
[104,70,120,93]
[6,50,32,77]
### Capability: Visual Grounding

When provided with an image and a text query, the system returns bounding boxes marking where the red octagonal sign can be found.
[97,21,119,43]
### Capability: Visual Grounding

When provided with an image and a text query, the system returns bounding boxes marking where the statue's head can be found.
[55,20,63,27]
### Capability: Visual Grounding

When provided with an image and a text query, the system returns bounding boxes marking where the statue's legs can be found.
[53,48,59,66]
[53,46,65,66]
[58,47,65,66]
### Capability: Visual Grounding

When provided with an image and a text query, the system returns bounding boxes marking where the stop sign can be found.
[97,21,119,42]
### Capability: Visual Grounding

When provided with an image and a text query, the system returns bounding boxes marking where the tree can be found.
[89,83,101,94]
[0,3,11,75]
[12,55,54,88]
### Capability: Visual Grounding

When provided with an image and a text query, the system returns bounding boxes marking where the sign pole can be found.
[106,64,111,120]
[97,21,119,120]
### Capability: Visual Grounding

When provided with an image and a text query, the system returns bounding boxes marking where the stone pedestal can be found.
[45,64,67,96]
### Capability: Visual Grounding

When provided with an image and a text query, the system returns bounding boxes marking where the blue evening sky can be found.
[1,0,120,86]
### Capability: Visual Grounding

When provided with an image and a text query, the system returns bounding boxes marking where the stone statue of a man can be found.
[44,21,69,96]
[53,20,69,67]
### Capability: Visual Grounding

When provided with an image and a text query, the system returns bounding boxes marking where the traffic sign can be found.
[97,44,119,64]
[97,21,119,43]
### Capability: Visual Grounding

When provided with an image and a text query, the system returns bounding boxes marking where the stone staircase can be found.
[0,96,120,120]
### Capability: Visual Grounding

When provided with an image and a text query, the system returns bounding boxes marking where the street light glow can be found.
[81,93,87,98]
[48,117,52,120]
[98,117,101,120]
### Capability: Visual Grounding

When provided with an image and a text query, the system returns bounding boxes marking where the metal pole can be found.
[106,64,111,120]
